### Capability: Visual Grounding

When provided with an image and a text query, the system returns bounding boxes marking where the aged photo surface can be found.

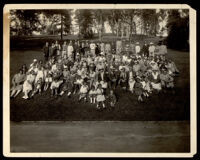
[3,4,196,157]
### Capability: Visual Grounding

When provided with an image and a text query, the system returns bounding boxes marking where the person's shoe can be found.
[22,96,28,99]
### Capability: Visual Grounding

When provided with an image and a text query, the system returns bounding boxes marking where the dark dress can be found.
[43,45,49,61]
[134,82,143,96]
[141,44,149,57]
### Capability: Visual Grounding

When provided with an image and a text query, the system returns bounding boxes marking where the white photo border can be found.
[3,4,197,157]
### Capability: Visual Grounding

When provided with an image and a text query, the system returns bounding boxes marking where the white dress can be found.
[67,45,74,58]
[35,70,44,83]
[96,88,105,102]
[80,85,88,94]
[23,74,36,92]
[129,71,135,91]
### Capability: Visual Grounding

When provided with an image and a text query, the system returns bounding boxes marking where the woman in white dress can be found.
[22,70,36,99]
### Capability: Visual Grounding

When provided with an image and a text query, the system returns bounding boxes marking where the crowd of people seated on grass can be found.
[10,39,179,109]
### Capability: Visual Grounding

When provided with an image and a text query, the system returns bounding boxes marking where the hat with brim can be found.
[152,68,158,71]
[136,76,141,81]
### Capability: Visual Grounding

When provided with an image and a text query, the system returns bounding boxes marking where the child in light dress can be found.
[88,85,97,104]
[160,67,174,92]
[44,71,52,91]
[74,75,83,94]
[50,78,63,97]
[141,77,152,98]
[30,77,43,97]
[79,81,89,102]
[96,84,106,109]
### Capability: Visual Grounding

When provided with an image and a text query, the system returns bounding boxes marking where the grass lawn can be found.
[9,37,190,121]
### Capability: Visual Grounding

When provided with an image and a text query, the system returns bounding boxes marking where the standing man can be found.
[116,39,122,54]
[141,41,149,57]
[49,43,56,58]
[90,40,96,57]
[62,41,68,59]
[67,41,74,61]
[149,42,156,57]
[100,41,105,54]
[159,41,167,56]
[135,42,141,56]
[105,42,111,55]
[43,42,49,61]
[95,42,101,56]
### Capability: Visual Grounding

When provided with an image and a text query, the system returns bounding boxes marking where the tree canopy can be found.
[10,9,189,50]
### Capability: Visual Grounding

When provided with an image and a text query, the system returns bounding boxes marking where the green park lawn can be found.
[9,36,190,121]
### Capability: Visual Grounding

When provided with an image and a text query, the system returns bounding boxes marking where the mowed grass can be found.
[9,46,190,121]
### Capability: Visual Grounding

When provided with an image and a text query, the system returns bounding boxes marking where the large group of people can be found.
[10,39,180,109]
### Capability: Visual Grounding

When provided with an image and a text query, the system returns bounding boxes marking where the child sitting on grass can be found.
[50,77,63,97]
[79,81,89,102]
[96,84,106,109]
[44,71,52,91]
[107,90,117,108]
[88,85,97,104]
[134,76,144,102]
[160,67,175,93]
[30,77,43,97]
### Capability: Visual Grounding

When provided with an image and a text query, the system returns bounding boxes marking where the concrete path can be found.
[10,121,190,153]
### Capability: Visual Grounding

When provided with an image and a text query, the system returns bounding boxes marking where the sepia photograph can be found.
[3,4,196,157]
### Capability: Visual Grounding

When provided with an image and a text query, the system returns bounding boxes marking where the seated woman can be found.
[22,70,36,99]
[10,69,26,98]
[149,69,162,93]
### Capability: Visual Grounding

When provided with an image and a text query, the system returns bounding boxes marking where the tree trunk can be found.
[61,14,63,40]
[116,22,119,37]
[98,12,103,41]
[129,24,133,42]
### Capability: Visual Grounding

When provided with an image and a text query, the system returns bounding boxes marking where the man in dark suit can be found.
[97,69,109,82]
[43,42,49,61]
[141,41,149,57]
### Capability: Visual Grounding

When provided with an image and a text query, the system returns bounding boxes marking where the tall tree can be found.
[42,10,72,40]
[10,10,41,35]
[105,9,122,37]
[92,9,107,41]
[166,9,189,50]
[75,9,94,39]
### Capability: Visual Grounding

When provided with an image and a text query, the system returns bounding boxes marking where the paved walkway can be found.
[10,121,190,153]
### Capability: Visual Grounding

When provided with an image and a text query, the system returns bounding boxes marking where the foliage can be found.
[75,9,94,39]
[166,10,189,50]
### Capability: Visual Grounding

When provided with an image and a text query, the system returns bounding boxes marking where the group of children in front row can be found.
[10,41,179,109]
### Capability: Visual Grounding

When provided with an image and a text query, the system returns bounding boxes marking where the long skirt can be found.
[11,84,23,91]
[23,81,33,92]
[129,80,135,91]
